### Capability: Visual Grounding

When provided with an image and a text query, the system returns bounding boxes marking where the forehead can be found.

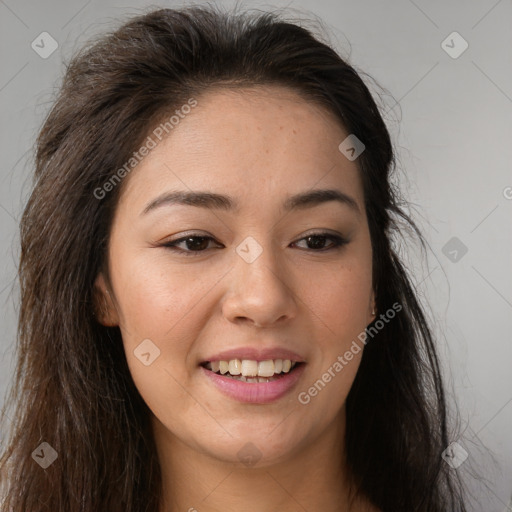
[118,85,365,215]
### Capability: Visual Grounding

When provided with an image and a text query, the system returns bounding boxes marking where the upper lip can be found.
[200,347,306,364]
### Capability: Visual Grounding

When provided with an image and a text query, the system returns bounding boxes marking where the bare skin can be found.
[95,85,379,512]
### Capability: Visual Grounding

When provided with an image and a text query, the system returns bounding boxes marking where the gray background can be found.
[1,0,511,510]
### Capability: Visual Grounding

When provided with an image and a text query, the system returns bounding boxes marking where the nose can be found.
[221,236,297,328]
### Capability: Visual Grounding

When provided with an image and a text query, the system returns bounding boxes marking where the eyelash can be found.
[160,232,349,256]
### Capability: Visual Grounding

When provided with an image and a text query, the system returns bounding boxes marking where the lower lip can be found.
[200,363,306,404]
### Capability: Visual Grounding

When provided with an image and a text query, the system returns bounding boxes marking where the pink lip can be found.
[201,347,305,363]
[200,363,306,403]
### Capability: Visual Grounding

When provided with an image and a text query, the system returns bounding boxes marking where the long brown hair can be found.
[0,5,467,511]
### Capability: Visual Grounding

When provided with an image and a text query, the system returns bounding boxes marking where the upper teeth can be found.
[205,359,297,377]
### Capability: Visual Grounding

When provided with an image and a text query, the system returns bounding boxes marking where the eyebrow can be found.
[141,188,361,217]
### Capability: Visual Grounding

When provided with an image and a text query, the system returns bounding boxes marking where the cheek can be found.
[299,255,372,344]
[293,246,371,413]
[110,248,215,342]
[295,267,367,425]
[108,249,223,405]
[110,254,212,424]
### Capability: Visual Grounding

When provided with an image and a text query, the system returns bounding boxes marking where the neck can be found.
[152,407,366,512]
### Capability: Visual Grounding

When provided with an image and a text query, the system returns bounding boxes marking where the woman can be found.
[0,5,468,511]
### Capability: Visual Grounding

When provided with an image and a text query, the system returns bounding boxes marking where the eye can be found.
[161,234,222,255]
[160,231,348,256]
[291,232,348,251]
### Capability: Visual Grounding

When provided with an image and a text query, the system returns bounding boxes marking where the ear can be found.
[369,289,377,323]
[93,273,119,326]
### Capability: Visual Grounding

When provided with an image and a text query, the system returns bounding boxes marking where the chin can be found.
[195,421,309,468]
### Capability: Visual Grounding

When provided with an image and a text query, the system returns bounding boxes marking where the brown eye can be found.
[161,232,348,256]
[162,235,221,254]
[292,233,348,251]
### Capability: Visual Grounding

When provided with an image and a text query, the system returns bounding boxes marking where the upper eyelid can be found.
[165,229,346,243]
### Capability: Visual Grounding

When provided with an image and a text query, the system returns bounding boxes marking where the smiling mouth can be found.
[200,359,304,383]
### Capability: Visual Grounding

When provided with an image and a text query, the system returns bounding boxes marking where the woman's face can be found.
[96,86,375,466]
